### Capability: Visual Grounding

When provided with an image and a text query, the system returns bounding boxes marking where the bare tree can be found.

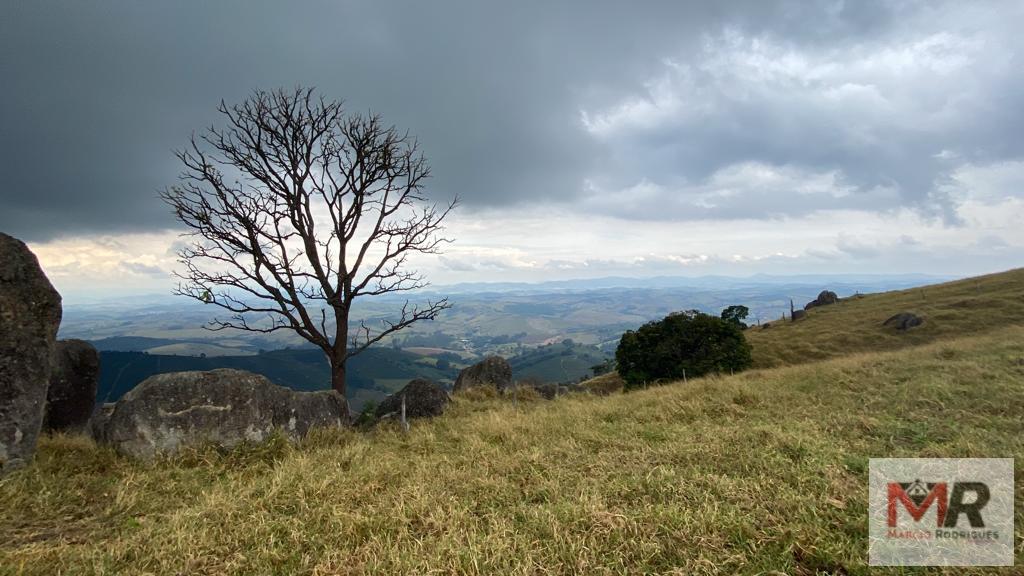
[161,87,456,398]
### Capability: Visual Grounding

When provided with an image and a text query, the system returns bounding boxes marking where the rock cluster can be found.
[804,290,839,310]
[1,232,355,466]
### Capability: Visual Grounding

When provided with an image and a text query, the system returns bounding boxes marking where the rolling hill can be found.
[96,347,459,412]
[507,340,611,384]
[2,269,1022,573]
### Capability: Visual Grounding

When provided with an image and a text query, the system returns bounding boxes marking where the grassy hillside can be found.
[745,267,1024,368]
[508,340,610,384]
[2,322,1022,573]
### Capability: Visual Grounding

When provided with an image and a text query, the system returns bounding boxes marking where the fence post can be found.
[400,393,409,433]
[683,369,687,384]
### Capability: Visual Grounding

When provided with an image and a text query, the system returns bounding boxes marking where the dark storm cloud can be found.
[2,0,1006,242]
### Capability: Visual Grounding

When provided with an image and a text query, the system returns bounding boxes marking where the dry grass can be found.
[745,267,1024,368]
[578,371,624,395]
[2,321,1023,574]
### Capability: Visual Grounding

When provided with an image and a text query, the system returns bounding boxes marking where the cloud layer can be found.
[3,1,1022,296]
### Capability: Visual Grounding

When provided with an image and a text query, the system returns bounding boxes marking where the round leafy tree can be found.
[720,304,749,329]
[615,309,752,390]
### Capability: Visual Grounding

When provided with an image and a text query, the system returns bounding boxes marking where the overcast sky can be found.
[3,1,1022,300]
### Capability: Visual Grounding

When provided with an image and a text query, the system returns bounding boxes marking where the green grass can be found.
[3,269,1023,574]
[3,323,1023,574]
[745,267,1024,368]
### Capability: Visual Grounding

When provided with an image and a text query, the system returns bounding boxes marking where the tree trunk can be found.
[330,360,347,396]
[331,307,349,396]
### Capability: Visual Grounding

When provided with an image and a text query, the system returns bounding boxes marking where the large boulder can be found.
[43,339,100,433]
[95,369,348,458]
[0,233,62,474]
[883,312,924,331]
[453,355,513,393]
[804,290,839,310]
[375,378,449,420]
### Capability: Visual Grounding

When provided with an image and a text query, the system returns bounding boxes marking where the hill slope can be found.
[508,340,610,384]
[745,267,1024,368]
[3,325,1022,573]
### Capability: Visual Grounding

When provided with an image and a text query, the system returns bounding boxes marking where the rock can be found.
[375,378,449,420]
[0,233,62,474]
[453,355,513,393]
[96,369,348,458]
[883,312,924,331]
[43,339,100,433]
[88,403,116,444]
[805,290,839,310]
[791,309,806,321]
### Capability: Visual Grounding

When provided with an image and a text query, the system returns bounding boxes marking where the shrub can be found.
[615,310,752,390]
[354,401,378,428]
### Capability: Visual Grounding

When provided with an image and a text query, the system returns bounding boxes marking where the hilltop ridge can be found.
[745,267,1024,368]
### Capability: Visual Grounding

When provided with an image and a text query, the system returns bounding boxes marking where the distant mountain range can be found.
[62,271,959,358]
[427,272,953,294]
[63,272,955,306]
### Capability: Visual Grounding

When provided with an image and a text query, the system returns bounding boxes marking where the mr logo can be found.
[869,458,1012,566]
[887,479,990,528]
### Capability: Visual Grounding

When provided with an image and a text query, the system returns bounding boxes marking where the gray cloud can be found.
[121,262,167,277]
[2,1,1020,242]
[579,3,1024,223]
[438,256,478,273]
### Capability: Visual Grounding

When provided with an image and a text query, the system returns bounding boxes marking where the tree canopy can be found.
[615,310,752,390]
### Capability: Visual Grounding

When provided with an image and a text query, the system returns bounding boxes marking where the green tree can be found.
[720,305,750,329]
[615,310,752,390]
